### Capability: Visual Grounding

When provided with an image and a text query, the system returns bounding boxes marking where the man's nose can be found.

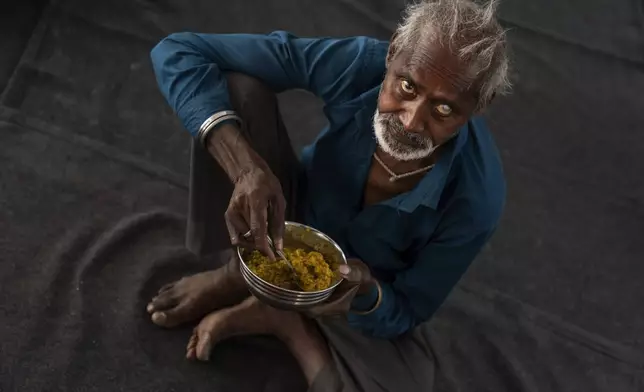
[398,105,425,133]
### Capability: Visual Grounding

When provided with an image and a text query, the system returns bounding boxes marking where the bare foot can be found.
[186,296,298,361]
[147,263,248,328]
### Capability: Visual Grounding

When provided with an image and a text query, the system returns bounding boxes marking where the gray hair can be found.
[391,0,511,109]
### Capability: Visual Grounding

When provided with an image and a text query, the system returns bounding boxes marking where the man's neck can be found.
[375,145,441,172]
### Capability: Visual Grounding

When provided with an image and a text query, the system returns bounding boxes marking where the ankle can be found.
[222,258,246,292]
[279,320,331,385]
[276,316,326,355]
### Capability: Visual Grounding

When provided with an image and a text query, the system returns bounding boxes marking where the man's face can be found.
[375,43,478,161]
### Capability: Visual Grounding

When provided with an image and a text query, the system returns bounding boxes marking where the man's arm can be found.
[150,30,379,138]
[150,31,382,252]
[347,221,497,339]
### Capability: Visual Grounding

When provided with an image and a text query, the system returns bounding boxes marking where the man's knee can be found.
[225,72,277,110]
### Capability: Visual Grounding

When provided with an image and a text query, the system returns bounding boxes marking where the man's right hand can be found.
[226,166,286,259]
[206,122,286,259]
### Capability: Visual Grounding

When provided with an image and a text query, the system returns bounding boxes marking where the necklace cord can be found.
[373,152,434,182]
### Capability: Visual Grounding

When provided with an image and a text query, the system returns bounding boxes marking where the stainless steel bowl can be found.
[237,221,347,310]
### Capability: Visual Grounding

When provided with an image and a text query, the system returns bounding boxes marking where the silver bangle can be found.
[197,110,243,147]
[198,110,237,136]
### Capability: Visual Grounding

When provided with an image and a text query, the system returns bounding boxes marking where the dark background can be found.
[1,0,643,391]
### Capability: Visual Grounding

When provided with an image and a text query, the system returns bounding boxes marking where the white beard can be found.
[372,110,438,162]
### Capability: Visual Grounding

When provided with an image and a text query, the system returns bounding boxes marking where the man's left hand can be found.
[304,258,376,318]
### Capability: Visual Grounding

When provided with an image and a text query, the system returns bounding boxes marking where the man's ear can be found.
[386,32,399,66]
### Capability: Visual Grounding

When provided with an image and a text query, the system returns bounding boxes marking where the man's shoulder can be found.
[454,116,507,229]
[270,30,389,57]
[316,34,389,94]
[275,31,389,109]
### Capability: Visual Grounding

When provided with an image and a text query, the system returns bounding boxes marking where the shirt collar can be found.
[404,122,468,211]
[355,86,469,213]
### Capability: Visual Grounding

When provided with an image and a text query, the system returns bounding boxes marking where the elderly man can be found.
[147,0,509,390]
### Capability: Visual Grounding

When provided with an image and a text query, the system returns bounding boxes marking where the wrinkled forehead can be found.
[398,43,475,94]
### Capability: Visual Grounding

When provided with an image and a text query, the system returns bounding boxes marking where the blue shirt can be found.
[151,31,506,339]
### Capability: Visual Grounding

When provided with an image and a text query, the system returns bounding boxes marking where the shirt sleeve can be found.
[150,30,379,137]
[347,221,496,339]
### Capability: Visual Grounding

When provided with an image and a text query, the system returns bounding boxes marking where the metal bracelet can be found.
[351,280,383,315]
[198,110,237,135]
[197,110,243,147]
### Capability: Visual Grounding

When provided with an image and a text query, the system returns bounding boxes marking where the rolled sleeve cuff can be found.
[177,99,231,138]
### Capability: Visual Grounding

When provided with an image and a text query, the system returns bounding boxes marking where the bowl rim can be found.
[242,272,332,299]
[237,221,347,295]
[247,282,333,303]
[245,284,332,310]
[240,264,331,299]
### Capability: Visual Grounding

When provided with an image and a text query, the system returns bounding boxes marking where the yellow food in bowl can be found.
[246,248,335,292]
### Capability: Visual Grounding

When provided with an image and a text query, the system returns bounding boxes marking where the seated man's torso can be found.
[299,40,506,281]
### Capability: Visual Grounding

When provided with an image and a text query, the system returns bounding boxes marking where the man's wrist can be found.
[206,122,264,182]
[357,279,377,296]
[206,121,244,150]
[351,281,380,313]
[198,111,242,147]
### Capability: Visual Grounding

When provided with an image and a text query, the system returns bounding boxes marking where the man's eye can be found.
[400,79,415,94]
[435,104,452,116]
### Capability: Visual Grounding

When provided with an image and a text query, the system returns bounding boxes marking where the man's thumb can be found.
[338,264,360,282]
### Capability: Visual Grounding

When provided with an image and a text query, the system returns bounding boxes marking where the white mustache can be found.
[378,113,432,147]
[373,110,438,162]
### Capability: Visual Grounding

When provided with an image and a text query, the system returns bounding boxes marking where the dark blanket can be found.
[2,0,644,391]
[2,123,642,390]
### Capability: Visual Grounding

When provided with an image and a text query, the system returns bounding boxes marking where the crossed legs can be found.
[147,73,331,387]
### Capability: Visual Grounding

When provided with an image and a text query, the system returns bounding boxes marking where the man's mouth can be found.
[393,129,427,147]
[381,115,431,149]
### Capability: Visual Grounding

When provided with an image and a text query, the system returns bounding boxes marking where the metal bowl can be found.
[237,221,347,310]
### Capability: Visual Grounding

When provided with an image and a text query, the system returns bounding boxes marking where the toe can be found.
[151,304,191,328]
[151,311,169,326]
[191,310,230,361]
[196,331,214,361]
[159,282,175,294]
[186,333,198,360]
[147,292,178,313]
